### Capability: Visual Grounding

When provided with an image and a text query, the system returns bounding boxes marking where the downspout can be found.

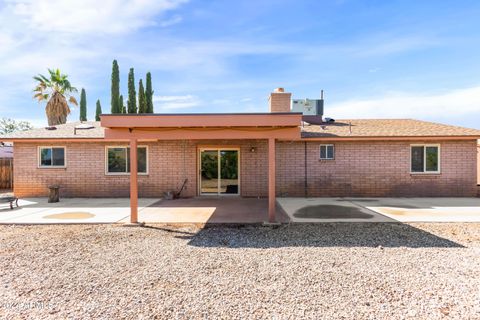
[304,141,308,198]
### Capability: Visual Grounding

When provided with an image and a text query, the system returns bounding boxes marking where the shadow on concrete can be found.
[181,223,464,248]
[146,197,290,223]
[338,197,480,209]
[293,205,375,219]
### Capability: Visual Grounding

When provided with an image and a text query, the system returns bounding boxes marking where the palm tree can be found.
[33,69,78,126]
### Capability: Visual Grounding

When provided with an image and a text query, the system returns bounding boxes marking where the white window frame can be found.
[105,145,149,176]
[38,146,67,168]
[410,144,441,174]
[319,144,335,160]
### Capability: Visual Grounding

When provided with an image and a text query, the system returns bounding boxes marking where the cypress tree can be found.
[145,72,154,113]
[119,95,125,113]
[127,68,137,113]
[95,100,102,121]
[138,79,147,113]
[79,88,87,121]
[111,60,120,113]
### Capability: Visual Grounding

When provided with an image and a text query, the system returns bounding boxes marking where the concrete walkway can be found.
[1,197,479,224]
[278,197,480,223]
[0,198,159,224]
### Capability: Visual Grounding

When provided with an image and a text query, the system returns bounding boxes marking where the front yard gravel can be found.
[0,223,479,319]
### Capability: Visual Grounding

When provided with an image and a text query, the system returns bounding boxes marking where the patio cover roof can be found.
[101,113,303,140]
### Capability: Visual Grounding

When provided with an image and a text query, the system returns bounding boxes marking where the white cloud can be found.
[153,95,200,111]
[0,0,190,120]
[327,86,480,120]
[352,35,440,57]
[3,0,188,35]
[159,14,183,27]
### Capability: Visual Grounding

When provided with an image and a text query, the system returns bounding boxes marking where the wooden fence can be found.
[0,158,13,190]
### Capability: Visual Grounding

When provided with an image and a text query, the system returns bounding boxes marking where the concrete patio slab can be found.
[0,198,159,224]
[362,197,480,222]
[136,197,290,224]
[2,196,479,224]
[277,197,480,223]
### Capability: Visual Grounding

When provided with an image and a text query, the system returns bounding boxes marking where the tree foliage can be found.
[127,68,137,113]
[80,88,87,121]
[33,68,78,126]
[145,72,154,113]
[138,79,147,113]
[201,151,238,180]
[0,118,33,135]
[119,95,125,113]
[111,60,120,114]
[95,100,102,121]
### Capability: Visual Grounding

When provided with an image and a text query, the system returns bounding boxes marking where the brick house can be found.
[1,88,479,222]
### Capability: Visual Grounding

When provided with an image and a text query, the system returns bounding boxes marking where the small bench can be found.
[0,197,19,209]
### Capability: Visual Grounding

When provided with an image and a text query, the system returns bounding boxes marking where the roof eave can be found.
[0,138,106,143]
[299,135,480,141]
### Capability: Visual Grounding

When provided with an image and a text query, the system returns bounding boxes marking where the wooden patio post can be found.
[268,137,276,222]
[129,138,138,223]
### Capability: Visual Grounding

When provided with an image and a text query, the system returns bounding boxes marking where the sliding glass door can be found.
[200,148,239,195]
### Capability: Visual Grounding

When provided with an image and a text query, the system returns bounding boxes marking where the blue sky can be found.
[0,0,479,128]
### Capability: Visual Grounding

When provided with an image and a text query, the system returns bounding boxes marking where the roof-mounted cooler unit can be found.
[291,99,324,116]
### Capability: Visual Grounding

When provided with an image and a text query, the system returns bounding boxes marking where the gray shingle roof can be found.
[0,121,104,140]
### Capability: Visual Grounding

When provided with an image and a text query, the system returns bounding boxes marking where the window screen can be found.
[107,147,147,174]
[411,146,424,172]
[411,145,439,173]
[320,145,334,160]
[39,147,65,167]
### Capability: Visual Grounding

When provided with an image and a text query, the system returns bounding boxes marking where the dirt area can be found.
[0,223,479,319]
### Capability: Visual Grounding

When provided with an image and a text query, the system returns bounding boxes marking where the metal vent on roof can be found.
[75,123,95,130]
[74,123,95,135]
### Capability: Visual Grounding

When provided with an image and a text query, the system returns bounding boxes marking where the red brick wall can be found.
[268,92,291,113]
[13,142,195,198]
[13,140,268,198]
[477,142,480,184]
[277,140,478,197]
[477,142,480,196]
[13,139,477,198]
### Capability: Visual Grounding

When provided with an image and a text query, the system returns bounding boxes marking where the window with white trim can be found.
[411,145,440,173]
[106,146,148,174]
[39,147,66,167]
[319,144,335,160]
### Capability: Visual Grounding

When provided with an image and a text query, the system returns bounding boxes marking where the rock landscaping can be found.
[0,223,479,319]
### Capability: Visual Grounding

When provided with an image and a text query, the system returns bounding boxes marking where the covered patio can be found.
[101,113,302,224]
[136,197,290,224]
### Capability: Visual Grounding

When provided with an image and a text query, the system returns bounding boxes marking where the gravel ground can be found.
[0,223,479,319]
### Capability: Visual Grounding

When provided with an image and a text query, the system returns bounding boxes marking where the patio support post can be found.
[268,137,276,222]
[129,138,138,223]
